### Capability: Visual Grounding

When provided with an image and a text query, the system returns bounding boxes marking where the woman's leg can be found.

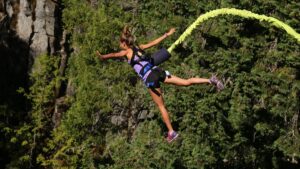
[148,88,174,133]
[164,75,210,86]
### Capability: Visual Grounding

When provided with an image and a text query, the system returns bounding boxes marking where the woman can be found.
[96,26,224,143]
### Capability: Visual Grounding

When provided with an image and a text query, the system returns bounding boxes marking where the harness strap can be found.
[130,46,154,78]
[130,46,146,66]
[146,80,161,97]
[149,87,161,97]
[139,63,154,77]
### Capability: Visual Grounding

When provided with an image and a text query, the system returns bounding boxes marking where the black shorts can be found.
[145,67,167,88]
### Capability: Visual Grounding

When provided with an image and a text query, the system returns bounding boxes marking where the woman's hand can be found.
[166,28,176,36]
[96,50,104,60]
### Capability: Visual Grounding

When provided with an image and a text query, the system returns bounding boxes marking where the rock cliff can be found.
[0,0,65,124]
[1,0,62,57]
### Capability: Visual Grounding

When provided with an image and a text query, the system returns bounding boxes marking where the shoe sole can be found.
[168,133,179,143]
[217,82,224,91]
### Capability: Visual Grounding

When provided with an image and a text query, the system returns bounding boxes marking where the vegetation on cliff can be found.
[1,0,300,168]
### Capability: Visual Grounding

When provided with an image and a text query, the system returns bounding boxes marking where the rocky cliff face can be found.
[1,0,62,57]
[0,0,64,117]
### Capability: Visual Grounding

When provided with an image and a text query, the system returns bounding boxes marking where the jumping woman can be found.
[96,26,224,143]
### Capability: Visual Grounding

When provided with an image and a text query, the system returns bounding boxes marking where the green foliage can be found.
[168,8,300,53]
[3,0,300,168]
[28,55,60,127]
[1,54,61,168]
[46,0,299,168]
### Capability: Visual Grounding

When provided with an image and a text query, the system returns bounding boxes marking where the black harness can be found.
[130,47,171,97]
[130,46,154,78]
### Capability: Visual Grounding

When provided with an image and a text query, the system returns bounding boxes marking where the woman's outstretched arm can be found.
[96,50,128,60]
[139,28,175,50]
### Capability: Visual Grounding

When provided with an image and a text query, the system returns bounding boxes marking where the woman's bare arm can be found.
[96,50,128,60]
[139,28,175,50]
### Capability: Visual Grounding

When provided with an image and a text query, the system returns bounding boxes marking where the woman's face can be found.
[119,41,128,49]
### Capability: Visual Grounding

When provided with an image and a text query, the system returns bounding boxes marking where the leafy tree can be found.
[2,0,300,168]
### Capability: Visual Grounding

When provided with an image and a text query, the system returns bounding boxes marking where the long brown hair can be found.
[120,26,135,47]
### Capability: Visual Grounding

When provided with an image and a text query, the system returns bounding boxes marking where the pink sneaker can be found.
[166,131,179,143]
[209,75,224,91]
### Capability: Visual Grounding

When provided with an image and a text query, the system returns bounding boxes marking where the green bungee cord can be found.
[167,8,300,53]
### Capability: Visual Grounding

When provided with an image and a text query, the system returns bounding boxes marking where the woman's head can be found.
[120,26,134,49]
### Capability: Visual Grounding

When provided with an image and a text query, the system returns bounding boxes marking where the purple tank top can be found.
[128,57,155,82]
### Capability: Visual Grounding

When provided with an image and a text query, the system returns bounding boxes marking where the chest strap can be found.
[139,63,154,77]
